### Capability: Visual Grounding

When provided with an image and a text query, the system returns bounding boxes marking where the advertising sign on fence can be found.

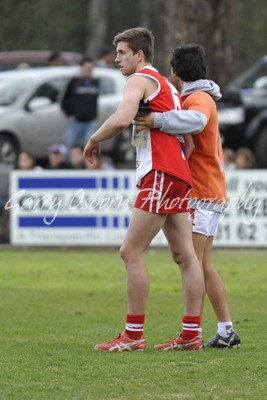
[7,169,267,248]
[213,170,267,247]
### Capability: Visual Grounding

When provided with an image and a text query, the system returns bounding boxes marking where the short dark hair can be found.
[71,144,84,151]
[80,56,94,66]
[98,46,113,58]
[170,45,206,82]
[113,27,154,63]
[48,52,61,64]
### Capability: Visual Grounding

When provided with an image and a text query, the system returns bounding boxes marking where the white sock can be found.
[218,321,233,337]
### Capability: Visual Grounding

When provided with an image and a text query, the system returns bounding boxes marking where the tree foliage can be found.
[0,0,267,86]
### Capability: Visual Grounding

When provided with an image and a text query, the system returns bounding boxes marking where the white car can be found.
[0,66,134,167]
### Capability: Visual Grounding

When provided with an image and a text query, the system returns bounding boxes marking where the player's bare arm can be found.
[84,76,147,163]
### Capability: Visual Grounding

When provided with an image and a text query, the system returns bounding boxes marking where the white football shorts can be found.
[191,209,221,237]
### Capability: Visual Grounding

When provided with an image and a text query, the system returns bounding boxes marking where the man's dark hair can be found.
[80,56,94,66]
[98,46,113,58]
[170,45,206,82]
[48,52,62,65]
[71,144,84,151]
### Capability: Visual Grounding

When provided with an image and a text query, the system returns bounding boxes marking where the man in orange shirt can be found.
[135,45,241,348]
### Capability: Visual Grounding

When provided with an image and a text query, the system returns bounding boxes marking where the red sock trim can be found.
[126,314,145,324]
[125,313,145,339]
[181,315,201,340]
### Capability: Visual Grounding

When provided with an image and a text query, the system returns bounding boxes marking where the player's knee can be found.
[171,250,195,267]
[171,251,184,266]
[119,243,133,264]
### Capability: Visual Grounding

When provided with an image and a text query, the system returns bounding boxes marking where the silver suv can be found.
[0,66,134,167]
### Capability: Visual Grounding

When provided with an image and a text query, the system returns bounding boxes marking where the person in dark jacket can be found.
[61,57,100,155]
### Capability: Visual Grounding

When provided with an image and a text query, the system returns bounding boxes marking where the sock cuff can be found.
[126,313,145,324]
[182,315,201,325]
[218,321,232,327]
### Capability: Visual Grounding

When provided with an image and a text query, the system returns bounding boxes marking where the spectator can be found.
[85,153,114,170]
[61,56,100,155]
[69,144,86,169]
[17,151,40,170]
[45,144,71,169]
[48,52,63,66]
[96,46,115,68]
[235,147,256,169]
[69,144,114,170]
[223,148,236,170]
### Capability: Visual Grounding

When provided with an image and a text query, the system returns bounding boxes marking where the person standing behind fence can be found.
[17,151,40,170]
[96,46,115,68]
[61,57,100,155]
[48,52,63,66]
[45,144,71,169]
[235,147,256,169]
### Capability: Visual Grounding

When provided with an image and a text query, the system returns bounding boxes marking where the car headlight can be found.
[218,107,245,125]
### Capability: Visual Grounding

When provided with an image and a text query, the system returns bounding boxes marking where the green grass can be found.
[0,248,267,400]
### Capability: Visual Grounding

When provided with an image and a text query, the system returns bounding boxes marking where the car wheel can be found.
[254,126,267,168]
[112,127,136,164]
[0,134,19,168]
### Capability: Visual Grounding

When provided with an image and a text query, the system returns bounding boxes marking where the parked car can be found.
[0,66,135,167]
[0,50,82,71]
[218,54,267,167]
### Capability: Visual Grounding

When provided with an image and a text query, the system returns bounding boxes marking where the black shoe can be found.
[205,331,241,348]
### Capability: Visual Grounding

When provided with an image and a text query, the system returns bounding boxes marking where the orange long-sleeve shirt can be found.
[182,91,226,204]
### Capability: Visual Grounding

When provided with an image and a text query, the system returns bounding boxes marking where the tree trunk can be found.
[139,0,150,27]
[160,0,233,86]
[160,0,179,77]
[205,0,233,85]
[86,0,108,59]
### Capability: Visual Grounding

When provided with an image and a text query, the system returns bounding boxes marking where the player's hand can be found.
[134,112,155,130]
[83,138,101,164]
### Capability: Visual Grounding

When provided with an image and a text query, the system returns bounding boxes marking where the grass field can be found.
[0,248,267,400]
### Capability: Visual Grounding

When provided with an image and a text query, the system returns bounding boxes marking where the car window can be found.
[230,60,267,89]
[98,77,115,95]
[28,77,69,103]
[0,78,32,106]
